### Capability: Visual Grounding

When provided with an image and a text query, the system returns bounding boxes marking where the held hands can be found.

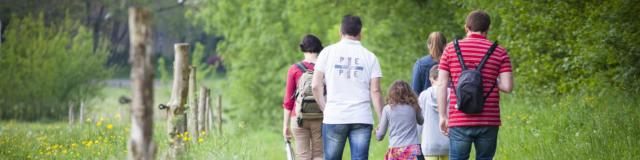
[439,116,449,136]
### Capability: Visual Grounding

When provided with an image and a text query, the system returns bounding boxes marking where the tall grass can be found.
[0,86,637,159]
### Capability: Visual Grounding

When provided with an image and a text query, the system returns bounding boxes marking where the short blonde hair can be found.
[429,65,439,81]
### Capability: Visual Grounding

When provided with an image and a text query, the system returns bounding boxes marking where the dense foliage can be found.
[0,14,111,120]
[459,0,640,95]
[189,0,640,126]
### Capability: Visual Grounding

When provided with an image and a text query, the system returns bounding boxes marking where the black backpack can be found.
[453,39,498,114]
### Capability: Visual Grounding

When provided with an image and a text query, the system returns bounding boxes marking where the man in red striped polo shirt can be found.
[436,10,514,160]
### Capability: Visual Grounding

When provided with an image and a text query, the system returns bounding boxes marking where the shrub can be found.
[0,14,112,120]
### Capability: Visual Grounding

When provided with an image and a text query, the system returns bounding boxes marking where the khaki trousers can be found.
[291,118,323,160]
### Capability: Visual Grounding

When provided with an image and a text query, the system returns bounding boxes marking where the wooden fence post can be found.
[127,7,156,160]
[217,95,222,135]
[206,94,212,133]
[197,87,208,134]
[187,66,199,144]
[68,102,75,125]
[79,101,85,124]
[163,43,190,159]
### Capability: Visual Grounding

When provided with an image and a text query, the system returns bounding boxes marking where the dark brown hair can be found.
[299,34,324,53]
[386,80,421,113]
[341,15,362,36]
[465,10,491,33]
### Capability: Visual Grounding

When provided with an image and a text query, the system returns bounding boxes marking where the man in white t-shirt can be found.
[311,15,384,160]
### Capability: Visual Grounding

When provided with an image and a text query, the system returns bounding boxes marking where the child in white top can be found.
[418,65,450,160]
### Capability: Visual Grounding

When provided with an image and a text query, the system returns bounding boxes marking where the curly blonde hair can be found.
[386,80,421,113]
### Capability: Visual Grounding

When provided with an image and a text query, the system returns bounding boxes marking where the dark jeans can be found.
[322,123,372,160]
[449,126,499,160]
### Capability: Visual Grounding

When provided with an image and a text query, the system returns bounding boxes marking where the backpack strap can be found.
[476,42,499,71]
[483,80,497,100]
[295,62,308,72]
[480,42,499,102]
[453,39,467,70]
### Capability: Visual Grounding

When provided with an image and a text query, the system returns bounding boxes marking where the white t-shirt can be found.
[315,39,382,124]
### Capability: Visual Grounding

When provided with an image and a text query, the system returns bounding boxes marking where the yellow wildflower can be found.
[106,124,113,129]
[71,143,78,148]
[85,141,93,147]
[201,131,206,135]
[198,138,204,143]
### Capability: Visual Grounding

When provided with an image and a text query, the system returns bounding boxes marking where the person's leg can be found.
[448,127,472,160]
[292,119,312,159]
[309,119,324,160]
[473,126,499,160]
[347,123,372,160]
[323,123,349,160]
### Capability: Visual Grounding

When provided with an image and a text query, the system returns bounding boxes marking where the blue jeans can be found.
[449,126,499,160]
[322,123,372,160]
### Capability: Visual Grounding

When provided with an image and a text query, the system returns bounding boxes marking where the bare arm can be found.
[498,72,513,93]
[312,70,326,111]
[370,77,383,119]
[283,109,292,140]
[437,70,450,136]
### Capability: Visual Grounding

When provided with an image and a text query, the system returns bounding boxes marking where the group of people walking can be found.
[282,10,514,160]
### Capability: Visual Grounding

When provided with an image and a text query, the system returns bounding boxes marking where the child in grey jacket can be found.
[418,65,450,159]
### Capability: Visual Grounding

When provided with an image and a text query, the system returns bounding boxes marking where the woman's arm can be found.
[283,109,292,140]
[282,66,297,140]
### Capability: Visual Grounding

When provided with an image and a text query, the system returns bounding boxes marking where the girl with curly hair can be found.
[376,80,425,160]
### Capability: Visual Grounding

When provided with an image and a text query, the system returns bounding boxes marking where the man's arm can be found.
[370,77,383,119]
[498,72,513,93]
[437,70,450,136]
[312,70,326,111]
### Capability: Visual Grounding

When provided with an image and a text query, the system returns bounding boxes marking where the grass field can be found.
[0,85,639,159]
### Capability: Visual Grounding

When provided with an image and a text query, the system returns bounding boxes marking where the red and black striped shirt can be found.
[439,33,512,127]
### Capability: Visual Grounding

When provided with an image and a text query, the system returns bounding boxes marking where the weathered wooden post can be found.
[197,87,208,134]
[217,95,222,135]
[79,101,85,124]
[187,66,199,144]
[162,43,190,158]
[127,7,156,160]
[68,102,75,125]
[205,95,212,133]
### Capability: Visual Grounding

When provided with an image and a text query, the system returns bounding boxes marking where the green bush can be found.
[0,14,111,121]
[454,0,640,95]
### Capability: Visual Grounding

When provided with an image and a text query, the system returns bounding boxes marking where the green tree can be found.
[188,0,462,127]
[0,14,112,120]
[453,0,640,95]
